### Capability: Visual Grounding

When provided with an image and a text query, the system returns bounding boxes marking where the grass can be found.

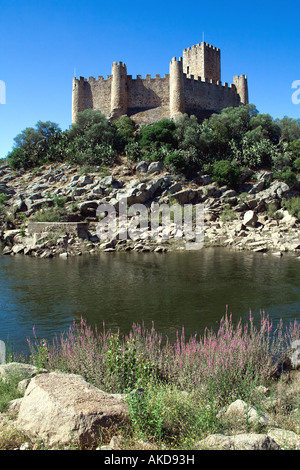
[1,312,299,450]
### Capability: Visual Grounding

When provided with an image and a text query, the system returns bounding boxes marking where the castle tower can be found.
[72,76,86,124]
[169,57,185,120]
[233,75,249,105]
[110,61,128,119]
[182,42,221,82]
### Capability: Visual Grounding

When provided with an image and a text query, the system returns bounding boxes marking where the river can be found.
[0,247,299,355]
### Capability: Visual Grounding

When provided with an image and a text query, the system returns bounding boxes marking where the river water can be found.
[0,247,299,355]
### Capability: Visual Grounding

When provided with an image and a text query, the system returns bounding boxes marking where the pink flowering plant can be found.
[27,312,299,401]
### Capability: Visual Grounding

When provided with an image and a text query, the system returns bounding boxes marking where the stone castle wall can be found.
[72,42,248,125]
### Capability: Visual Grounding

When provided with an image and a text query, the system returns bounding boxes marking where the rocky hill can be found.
[0,159,299,258]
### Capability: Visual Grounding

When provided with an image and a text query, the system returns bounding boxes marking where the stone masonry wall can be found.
[127,75,170,114]
[72,42,248,124]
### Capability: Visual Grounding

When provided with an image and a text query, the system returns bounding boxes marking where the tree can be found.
[275,116,300,143]
[8,121,62,169]
[68,109,117,147]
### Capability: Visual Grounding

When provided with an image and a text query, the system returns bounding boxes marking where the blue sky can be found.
[0,0,299,159]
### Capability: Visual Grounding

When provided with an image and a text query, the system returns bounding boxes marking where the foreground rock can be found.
[16,372,129,449]
[195,433,280,450]
[0,362,47,383]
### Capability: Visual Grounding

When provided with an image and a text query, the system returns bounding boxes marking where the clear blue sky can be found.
[0,0,299,159]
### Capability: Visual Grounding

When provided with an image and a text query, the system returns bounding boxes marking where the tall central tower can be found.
[182,42,221,82]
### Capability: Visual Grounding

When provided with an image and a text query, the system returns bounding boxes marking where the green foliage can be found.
[104,333,154,393]
[275,117,300,142]
[7,121,62,169]
[0,373,23,413]
[220,204,238,222]
[125,141,144,162]
[127,383,212,445]
[113,116,136,151]
[52,194,67,209]
[164,151,187,174]
[0,193,7,205]
[282,197,300,221]
[275,169,298,188]
[5,105,300,177]
[64,110,118,166]
[208,104,258,142]
[294,157,300,172]
[267,203,283,220]
[138,119,177,151]
[211,160,240,187]
[32,208,62,222]
[288,140,300,158]
[68,109,116,145]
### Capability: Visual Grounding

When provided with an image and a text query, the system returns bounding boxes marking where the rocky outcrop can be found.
[16,371,129,449]
[0,162,299,258]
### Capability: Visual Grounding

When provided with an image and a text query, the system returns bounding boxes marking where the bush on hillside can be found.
[211,160,240,187]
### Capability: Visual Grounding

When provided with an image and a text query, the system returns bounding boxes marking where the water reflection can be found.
[0,248,299,354]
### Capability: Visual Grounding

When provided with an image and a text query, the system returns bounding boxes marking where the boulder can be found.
[16,372,129,449]
[248,180,265,195]
[196,433,280,450]
[100,175,121,188]
[136,161,148,173]
[171,189,200,205]
[77,175,93,187]
[0,362,47,383]
[79,200,100,217]
[243,210,258,227]
[224,399,272,426]
[267,428,300,449]
[148,161,164,174]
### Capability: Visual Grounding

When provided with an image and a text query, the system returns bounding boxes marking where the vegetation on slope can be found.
[4,105,300,190]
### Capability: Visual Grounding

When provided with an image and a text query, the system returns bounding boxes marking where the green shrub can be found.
[282,197,300,220]
[126,383,213,445]
[0,371,23,413]
[138,119,177,151]
[32,208,62,222]
[276,169,298,188]
[113,116,136,151]
[220,204,238,222]
[125,141,144,162]
[267,203,283,220]
[164,151,187,174]
[294,157,300,172]
[211,160,240,187]
[0,193,7,205]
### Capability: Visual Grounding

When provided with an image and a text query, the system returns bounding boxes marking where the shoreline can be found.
[0,160,299,259]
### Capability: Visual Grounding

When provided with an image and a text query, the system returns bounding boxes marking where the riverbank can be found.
[0,315,299,450]
[0,159,299,259]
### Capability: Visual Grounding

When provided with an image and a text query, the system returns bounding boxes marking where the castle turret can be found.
[169,57,185,120]
[72,76,86,124]
[110,61,128,119]
[233,75,249,105]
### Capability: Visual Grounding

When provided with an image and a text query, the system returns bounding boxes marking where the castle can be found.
[72,42,249,125]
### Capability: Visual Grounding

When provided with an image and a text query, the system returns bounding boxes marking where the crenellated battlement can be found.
[72,41,248,124]
[183,42,220,53]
